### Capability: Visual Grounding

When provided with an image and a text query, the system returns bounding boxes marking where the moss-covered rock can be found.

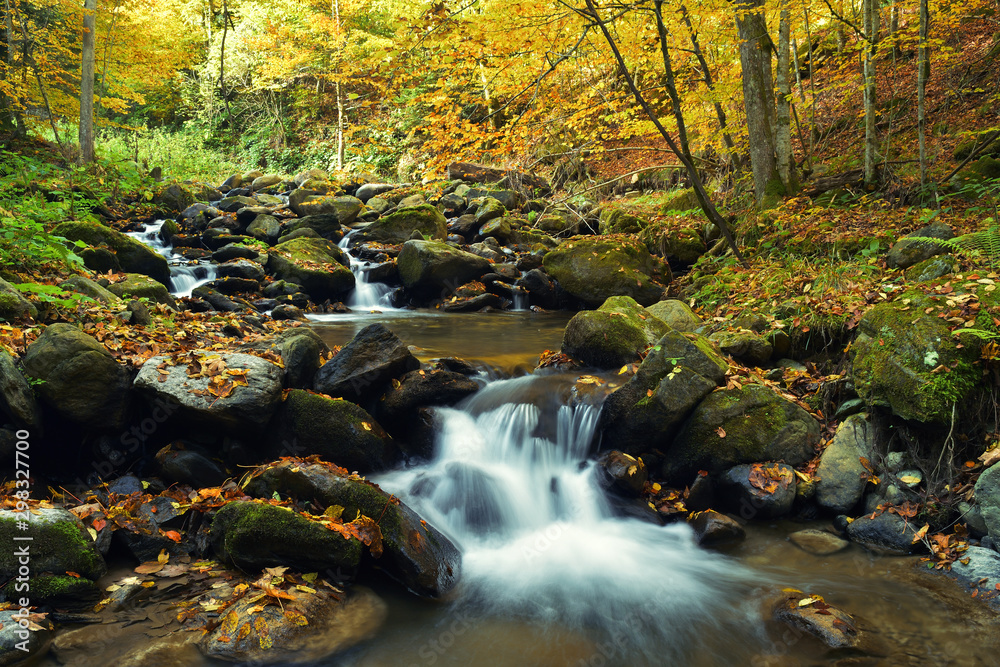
[0,507,106,581]
[851,294,982,423]
[815,413,876,513]
[243,459,462,597]
[885,222,955,270]
[0,277,37,321]
[478,217,512,243]
[60,275,122,304]
[356,204,447,244]
[397,240,491,298]
[954,131,1000,161]
[664,383,820,484]
[0,349,40,429]
[661,229,708,266]
[599,208,646,234]
[974,462,1000,543]
[267,390,395,473]
[658,188,700,212]
[474,197,506,225]
[645,299,702,332]
[542,236,670,307]
[561,296,671,368]
[152,183,195,213]
[21,573,100,607]
[904,254,956,282]
[22,323,130,430]
[52,221,170,284]
[211,500,363,573]
[268,237,355,301]
[709,329,773,366]
[106,273,175,306]
[294,195,363,223]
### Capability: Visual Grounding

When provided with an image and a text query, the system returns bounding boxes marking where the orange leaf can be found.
[162,530,182,543]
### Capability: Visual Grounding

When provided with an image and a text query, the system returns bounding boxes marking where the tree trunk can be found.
[219,0,233,126]
[333,0,345,171]
[654,1,690,158]
[776,6,792,187]
[78,0,96,163]
[890,3,901,57]
[917,0,930,189]
[734,0,783,203]
[863,0,880,186]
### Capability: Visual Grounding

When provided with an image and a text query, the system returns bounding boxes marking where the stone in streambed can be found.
[0,507,106,582]
[974,462,1000,543]
[313,323,420,405]
[106,273,175,306]
[789,528,850,555]
[355,204,447,244]
[542,236,670,306]
[377,369,479,442]
[772,590,864,650]
[268,237,355,301]
[397,239,491,299]
[717,463,797,519]
[595,450,648,496]
[52,221,170,284]
[0,277,38,321]
[645,299,702,332]
[0,349,40,429]
[845,511,925,555]
[560,296,671,368]
[688,510,746,547]
[815,413,876,513]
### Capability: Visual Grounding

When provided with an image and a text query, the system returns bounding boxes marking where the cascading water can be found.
[374,372,764,665]
[127,220,217,297]
[339,232,395,310]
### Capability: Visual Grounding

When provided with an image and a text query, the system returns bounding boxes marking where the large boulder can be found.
[708,329,773,366]
[886,222,954,270]
[600,330,727,454]
[718,463,797,519]
[267,390,395,473]
[542,236,669,306]
[244,459,462,597]
[851,293,982,423]
[845,511,924,554]
[561,296,671,368]
[292,195,363,223]
[52,221,170,284]
[152,183,195,212]
[106,273,175,306]
[282,214,345,239]
[0,277,37,321]
[815,413,876,513]
[211,500,363,573]
[663,384,820,483]
[377,369,479,440]
[975,462,1000,542]
[268,237,355,301]
[355,204,447,244]
[246,213,281,244]
[134,351,283,431]
[313,324,420,405]
[645,299,702,332]
[21,323,130,430]
[0,507,106,582]
[397,240,491,299]
[0,350,40,429]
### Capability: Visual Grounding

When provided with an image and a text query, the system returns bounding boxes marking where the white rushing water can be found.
[127,220,217,298]
[339,231,396,310]
[375,373,762,664]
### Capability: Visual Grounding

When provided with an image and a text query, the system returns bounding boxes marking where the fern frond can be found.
[906,226,1000,266]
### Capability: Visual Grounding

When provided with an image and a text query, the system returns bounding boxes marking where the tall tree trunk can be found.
[734,0,783,203]
[917,0,930,189]
[78,0,96,163]
[863,0,880,186]
[802,5,817,166]
[889,3,901,57]
[333,0,345,171]
[776,5,792,187]
[219,0,232,126]
[579,0,747,265]
[0,0,18,134]
[654,1,690,157]
[678,4,738,165]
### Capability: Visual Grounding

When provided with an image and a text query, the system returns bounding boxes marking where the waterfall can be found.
[339,231,396,310]
[127,220,216,298]
[375,372,760,664]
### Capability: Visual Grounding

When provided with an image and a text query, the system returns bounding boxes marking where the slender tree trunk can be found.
[734,0,783,203]
[863,0,880,186]
[802,5,817,165]
[890,3,901,57]
[220,0,232,125]
[917,0,930,189]
[776,5,792,187]
[678,4,738,165]
[580,0,746,265]
[78,0,96,163]
[0,0,18,134]
[653,1,690,157]
[97,0,121,124]
[333,0,345,171]
[791,38,806,102]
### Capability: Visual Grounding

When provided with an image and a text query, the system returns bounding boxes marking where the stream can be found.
[98,222,1000,666]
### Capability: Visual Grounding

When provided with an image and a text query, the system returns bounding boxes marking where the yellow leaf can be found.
[618,365,629,375]
[361,422,372,431]
[912,524,929,543]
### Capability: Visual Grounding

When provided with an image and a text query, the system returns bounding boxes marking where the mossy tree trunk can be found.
[776,4,793,188]
[78,0,96,163]
[863,0,880,186]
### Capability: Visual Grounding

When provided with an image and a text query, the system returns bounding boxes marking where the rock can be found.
[355,204,447,244]
[272,304,306,320]
[478,217,512,243]
[134,351,284,431]
[709,329,773,366]
[293,195,364,224]
[845,511,924,554]
[244,459,461,597]
[516,268,560,309]
[596,450,648,496]
[246,213,281,243]
[52,221,170,284]
[542,236,669,306]
[217,195,259,213]
[815,413,876,513]
[155,443,227,488]
[851,293,981,423]
[356,183,398,202]
[659,187,700,212]
[152,183,195,212]
[0,507,106,580]
[267,390,395,473]
[211,500,363,573]
[79,246,121,273]
[282,213,345,240]
[212,242,261,262]
[975,462,1000,542]
[216,258,266,283]
[661,229,708,266]
[250,173,282,191]
[561,296,671,368]
[107,272,175,306]
[269,237,355,301]
[465,188,523,210]
[718,463,797,519]
[201,585,386,665]
[789,528,850,555]
[886,222,955,269]
[22,323,130,430]
[946,546,1000,609]
[313,324,420,405]
[600,330,727,454]
[474,197,505,226]
[773,590,863,649]
[645,299,702,332]
[0,350,40,429]
[664,384,820,483]
[905,254,956,282]
[688,510,746,547]
[191,285,245,312]
[397,240,491,298]
[278,332,322,388]
[0,609,53,664]
[59,275,121,304]
[378,369,479,442]
[0,278,37,321]
[599,208,645,234]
